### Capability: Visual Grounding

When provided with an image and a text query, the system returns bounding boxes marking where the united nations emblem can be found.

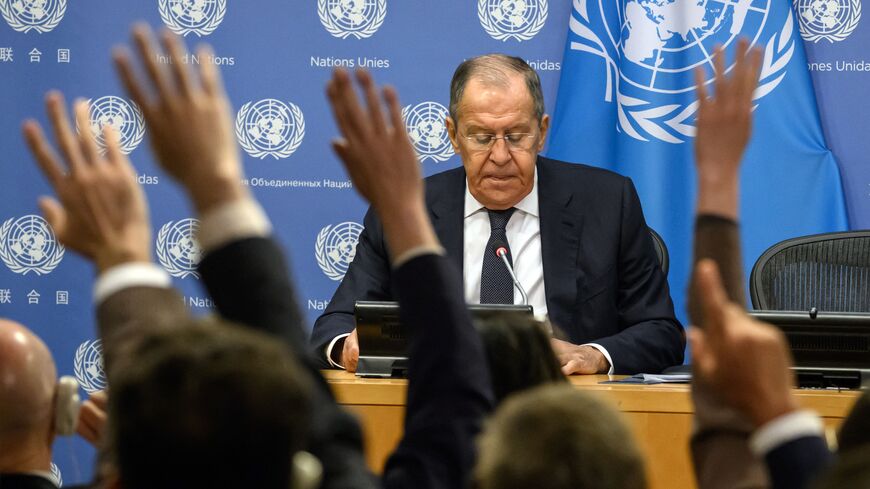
[0,0,66,33]
[402,102,454,163]
[74,339,107,394]
[50,463,63,487]
[156,219,202,279]
[84,96,146,155]
[235,99,305,160]
[158,0,226,37]
[0,215,64,276]
[315,222,363,281]
[478,0,548,42]
[317,0,387,39]
[794,0,860,42]
[569,0,794,143]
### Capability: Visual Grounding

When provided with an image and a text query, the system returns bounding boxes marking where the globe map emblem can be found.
[159,0,226,36]
[156,219,202,278]
[616,0,769,93]
[74,339,107,394]
[86,96,145,155]
[236,99,305,159]
[402,102,454,163]
[0,0,63,31]
[327,0,378,29]
[795,0,855,39]
[316,222,363,281]
[485,0,541,33]
[0,215,64,275]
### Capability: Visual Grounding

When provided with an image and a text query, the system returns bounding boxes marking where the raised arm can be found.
[326,67,494,488]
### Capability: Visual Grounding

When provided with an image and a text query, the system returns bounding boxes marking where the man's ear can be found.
[536,114,550,152]
[446,116,461,152]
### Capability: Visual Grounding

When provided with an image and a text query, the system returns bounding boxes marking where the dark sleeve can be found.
[593,178,685,374]
[764,436,831,489]
[309,206,395,368]
[688,214,746,325]
[688,214,769,489]
[198,237,378,489]
[96,286,187,376]
[382,254,494,489]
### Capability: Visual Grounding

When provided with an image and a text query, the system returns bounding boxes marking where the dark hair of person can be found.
[107,317,313,489]
[449,54,545,123]
[475,313,566,404]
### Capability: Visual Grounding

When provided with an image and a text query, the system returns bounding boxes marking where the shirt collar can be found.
[464,168,539,218]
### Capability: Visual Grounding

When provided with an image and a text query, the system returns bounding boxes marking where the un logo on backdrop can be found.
[794,0,860,42]
[318,0,387,39]
[570,0,793,143]
[0,0,66,33]
[402,102,454,163]
[316,222,363,281]
[236,99,305,160]
[83,96,146,155]
[156,219,202,279]
[158,0,226,37]
[478,0,548,41]
[74,339,106,394]
[0,215,64,276]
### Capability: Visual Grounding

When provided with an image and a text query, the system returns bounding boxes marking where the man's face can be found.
[447,75,549,210]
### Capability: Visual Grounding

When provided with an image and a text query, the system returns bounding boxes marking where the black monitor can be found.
[749,310,870,389]
[354,300,534,377]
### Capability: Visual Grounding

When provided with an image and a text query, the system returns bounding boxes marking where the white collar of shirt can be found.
[464,169,539,218]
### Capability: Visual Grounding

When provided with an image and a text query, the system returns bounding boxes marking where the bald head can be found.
[0,319,57,439]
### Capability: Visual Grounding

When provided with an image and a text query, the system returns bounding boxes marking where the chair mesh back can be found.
[648,227,669,276]
[751,232,870,311]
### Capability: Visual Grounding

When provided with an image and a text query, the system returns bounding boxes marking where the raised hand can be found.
[77,390,108,446]
[694,39,762,219]
[113,24,246,214]
[688,260,798,427]
[22,93,151,273]
[325,68,438,260]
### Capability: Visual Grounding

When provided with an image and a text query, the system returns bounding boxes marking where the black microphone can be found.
[492,240,528,306]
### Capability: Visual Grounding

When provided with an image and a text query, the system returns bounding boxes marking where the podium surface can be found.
[324,371,860,489]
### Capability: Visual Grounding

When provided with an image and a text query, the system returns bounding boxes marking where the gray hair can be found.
[449,54,545,123]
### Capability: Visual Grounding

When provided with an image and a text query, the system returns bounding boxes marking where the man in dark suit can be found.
[312,54,684,375]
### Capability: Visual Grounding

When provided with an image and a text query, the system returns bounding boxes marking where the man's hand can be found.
[22,93,151,273]
[113,24,247,214]
[340,329,360,373]
[77,390,108,446]
[694,39,762,220]
[325,68,438,260]
[550,339,610,375]
[689,259,799,428]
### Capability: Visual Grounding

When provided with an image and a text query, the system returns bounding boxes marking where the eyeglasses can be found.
[462,132,537,152]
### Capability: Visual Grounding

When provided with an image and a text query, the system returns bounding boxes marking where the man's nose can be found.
[488,137,512,165]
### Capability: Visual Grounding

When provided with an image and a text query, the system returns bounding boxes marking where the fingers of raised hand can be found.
[197,44,225,98]
[22,120,64,188]
[73,99,102,166]
[131,24,173,102]
[45,91,85,174]
[161,29,195,97]
[696,260,729,340]
[356,69,387,137]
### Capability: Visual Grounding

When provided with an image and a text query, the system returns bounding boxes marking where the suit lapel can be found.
[428,167,466,272]
[537,157,583,329]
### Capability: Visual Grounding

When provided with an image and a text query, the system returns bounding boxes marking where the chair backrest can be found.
[750,231,870,311]
[648,227,669,276]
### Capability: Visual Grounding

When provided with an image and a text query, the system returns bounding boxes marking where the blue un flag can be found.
[547,0,849,333]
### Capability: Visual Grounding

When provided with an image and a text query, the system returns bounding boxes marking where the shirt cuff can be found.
[581,343,614,375]
[325,333,352,369]
[197,198,272,253]
[392,244,446,268]
[93,262,172,304]
[749,410,825,456]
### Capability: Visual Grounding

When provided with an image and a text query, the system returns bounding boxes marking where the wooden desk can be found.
[324,371,860,489]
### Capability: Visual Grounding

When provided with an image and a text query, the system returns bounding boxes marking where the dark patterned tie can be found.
[480,208,517,304]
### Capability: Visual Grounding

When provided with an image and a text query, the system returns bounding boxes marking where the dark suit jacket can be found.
[199,237,492,489]
[311,156,684,374]
[0,474,57,489]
